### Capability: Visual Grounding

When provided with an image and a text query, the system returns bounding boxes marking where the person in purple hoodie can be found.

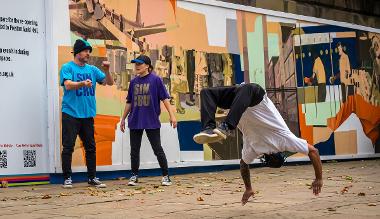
[120,55,177,186]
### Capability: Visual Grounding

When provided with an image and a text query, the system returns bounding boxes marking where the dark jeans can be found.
[61,112,96,179]
[200,83,266,130]
[130,129,169,176]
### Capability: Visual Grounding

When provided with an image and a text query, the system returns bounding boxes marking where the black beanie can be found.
[73,39,92,56]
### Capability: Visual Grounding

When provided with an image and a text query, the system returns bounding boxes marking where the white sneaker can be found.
[161,175,172,186]
[88,177,107,188]
[62,177,73,189]
[128,175,138,186]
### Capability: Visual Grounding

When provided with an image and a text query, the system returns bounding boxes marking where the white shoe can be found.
[128,175,138,186]
[62,177,73,189]
[88,177,107,188]
[161,175,172,186]
[193,129,222,144]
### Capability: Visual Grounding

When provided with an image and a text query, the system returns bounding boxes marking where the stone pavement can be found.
[0,160,379,219]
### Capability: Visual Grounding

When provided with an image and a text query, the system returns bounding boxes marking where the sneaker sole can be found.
[193,133,222,144]
[128,182,138,186]
[62,185,73,189]
[213,128,227,140]
[162,182,172,186]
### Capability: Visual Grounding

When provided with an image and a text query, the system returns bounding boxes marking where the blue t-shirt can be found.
[60,61,106,118]
[127,72,170,129]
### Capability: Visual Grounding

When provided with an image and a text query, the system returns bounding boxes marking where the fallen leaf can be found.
[327,160,338,163]
[203,184,211,187]
[344,176,353,181]
[186,186,194,188]
[358,192,365,196]
[327,207,336,212]
[42,195,51,199]
[203,192,212,195]
[197,196,204,201]
[341,185,353,194]
[59,193,69,196]
[368,203,377,206]
[153,185,160,189]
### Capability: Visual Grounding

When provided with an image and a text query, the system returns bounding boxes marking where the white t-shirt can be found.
[238,95,309,164]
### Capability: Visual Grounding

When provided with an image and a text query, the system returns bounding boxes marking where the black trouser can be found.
[200,83,266,130]
[61,112,96,179]
[130,129,169,176]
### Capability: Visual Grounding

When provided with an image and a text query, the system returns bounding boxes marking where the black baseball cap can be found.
[131,55,152,68]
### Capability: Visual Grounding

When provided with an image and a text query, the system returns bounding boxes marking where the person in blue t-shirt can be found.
[120,55,177,186]
[60,39,114,188]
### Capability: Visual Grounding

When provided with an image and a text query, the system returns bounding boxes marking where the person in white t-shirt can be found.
[193,83,323,205]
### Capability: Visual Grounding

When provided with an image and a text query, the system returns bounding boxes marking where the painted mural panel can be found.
[294,23,380,156]
[59,0,379,168]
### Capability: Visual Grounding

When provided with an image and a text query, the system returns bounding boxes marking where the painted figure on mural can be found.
[155,55,171,93]
[370,35,380,102]
[141,38,150,55]
[304,53,326,102]
[330,42,352,102]
[186,49,196,106]
[207,53,225,87]
[222,53,234,86]
[171,47,188,114]
[161,46,174,105]
[194,51,209,96]
[93,0,104,21]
